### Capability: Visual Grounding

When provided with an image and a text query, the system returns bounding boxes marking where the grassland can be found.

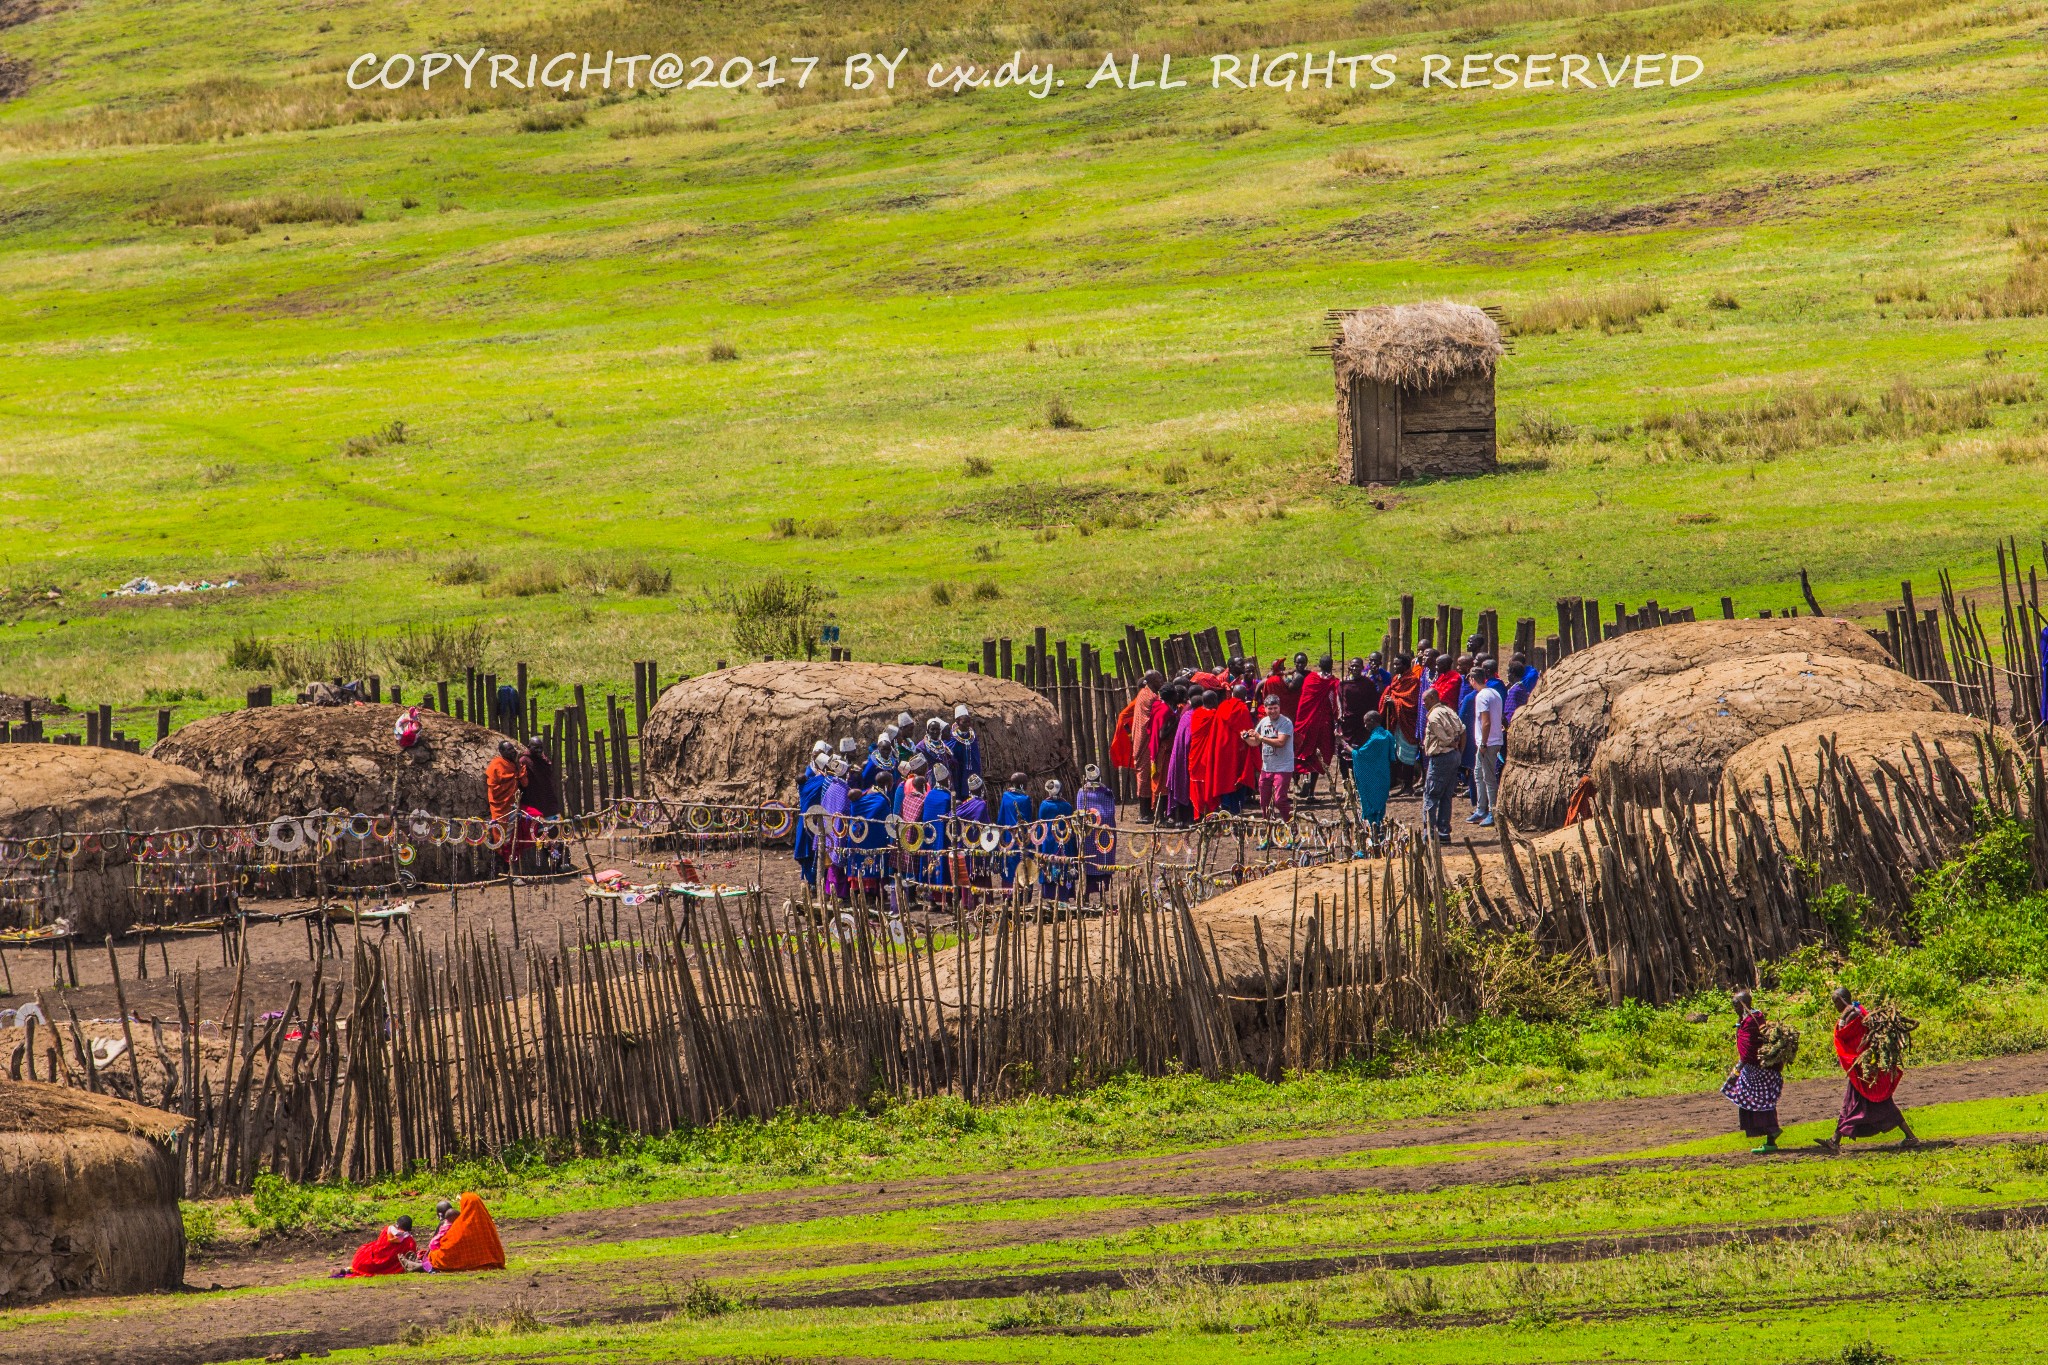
[0,0,2045,725]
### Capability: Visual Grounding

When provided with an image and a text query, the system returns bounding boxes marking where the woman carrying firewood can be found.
[1721,988,1792,1154]
[1818,985,1919,1152]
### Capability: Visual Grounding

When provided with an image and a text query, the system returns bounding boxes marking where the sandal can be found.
[1752,1141,1779,1154]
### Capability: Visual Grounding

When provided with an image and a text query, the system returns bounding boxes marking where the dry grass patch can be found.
[1332,148,1403,176]
[142,192,364,233]
[1507,284,1665,335]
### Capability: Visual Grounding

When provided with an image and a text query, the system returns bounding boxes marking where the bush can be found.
[971,579,1001,600]
[1331,148,1402,176]
[247,1173,314,1236]
[384,620,491,677]
[223,630,276,672]
[1708,288,1741,310]
[181,1202,220,1248]
[1160,460,1188,485]
[483,564,564,598]
[707,341,739,362]
[928,582,954,606]
[340,420,409,457]
[434,553,491,586]
[717,575,829,660]
[964,455,995,477]
[1045,396,1082,430]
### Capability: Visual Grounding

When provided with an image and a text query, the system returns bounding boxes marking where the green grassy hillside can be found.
[1,0,2044,715]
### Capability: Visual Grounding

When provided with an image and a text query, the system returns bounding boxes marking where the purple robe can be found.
[1167,709,1196,815]
[1076,784,1116,878]
[820,777,849,895]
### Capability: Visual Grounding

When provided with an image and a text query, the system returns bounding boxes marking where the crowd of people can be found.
[790,706,1120,910]
[1109,645,1540,841]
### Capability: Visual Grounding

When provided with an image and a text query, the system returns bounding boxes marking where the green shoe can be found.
[1752,1141,1779,1154]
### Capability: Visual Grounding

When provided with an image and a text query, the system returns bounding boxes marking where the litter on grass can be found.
[108,577,239,597]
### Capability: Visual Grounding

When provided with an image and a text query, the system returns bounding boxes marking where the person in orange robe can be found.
[428,1192,507,1272]
[485,740,529,867]
[1378,655,1423,796]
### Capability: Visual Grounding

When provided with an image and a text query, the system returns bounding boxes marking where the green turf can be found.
[2,0,2045,720]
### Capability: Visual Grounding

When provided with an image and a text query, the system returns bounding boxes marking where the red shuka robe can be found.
[1184,706,1221,818]
[1111,698,1138,770]
[1834,1006,1900,1102]
[1293,671,1338,775]
[348,1226,417,1277]
[1204,695,1258,797]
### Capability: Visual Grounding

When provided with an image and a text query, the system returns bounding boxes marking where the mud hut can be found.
[1329,302,1503,484]
[0,1083,185,1303]
[1719,710,2002,814]
[1496,616,1895,832]
[1590,653,1943,809]
[0,745,225,937]
[152,704,505,821]
[642,662,1075,805]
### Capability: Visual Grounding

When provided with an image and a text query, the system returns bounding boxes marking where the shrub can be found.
[717,575,829,660]
[383,620,491,676]
[1708,288,1741,310]
[223,631,276,672]
[517,103,586,132]
[1516,410,1578,446]
[433,553,492,586]
[340,420,409,457]
[1161,460,1189,485]
[483,563,564,598]
[928,581,955,606]
[964,455,995,477]
[707,341,739,362]
[574,555,672,595]
[247,1173,314,1236]
[1045,396,1082,430]
[971,579,1001,600]
[181,1202,220,1248]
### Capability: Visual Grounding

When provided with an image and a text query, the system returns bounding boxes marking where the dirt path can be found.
[11,1050,2048,1365]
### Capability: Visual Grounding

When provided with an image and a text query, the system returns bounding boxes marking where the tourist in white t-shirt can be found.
[1470,659,1506,827]
[1245,695,1296,820]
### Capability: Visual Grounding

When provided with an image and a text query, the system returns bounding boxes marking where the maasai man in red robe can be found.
[1378,654,1423,796]
[344,1216,418,1277]
[1257,660,1292,719]
[1149,684,1183,823]
[1128,672,1161,805]
[1818,987,1917,1152]
[1184,685,1223,820]
[1292,655,1339,804]
[1206,684,1259,815]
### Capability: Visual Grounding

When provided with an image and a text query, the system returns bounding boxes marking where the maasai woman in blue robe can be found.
[793,759,828,888]
[1035,779,1077,904]
[1350,712,1394,832]
[846,777,895,898]
[995,773,1034,890]
[917,762,953,892]
[946,706,983,797]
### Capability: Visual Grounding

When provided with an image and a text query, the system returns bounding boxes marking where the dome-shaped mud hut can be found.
[0,1082,185,1304]
[0,746,225,937]
[1590,652,1942,809]
[1719,709,2002,813]
[152,704,506,821]
[642,662,1075,805]
[1496,616,1895,832]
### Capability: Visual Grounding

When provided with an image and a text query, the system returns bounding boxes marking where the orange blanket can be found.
[485,756,522,823]
[429,1192,506,1273]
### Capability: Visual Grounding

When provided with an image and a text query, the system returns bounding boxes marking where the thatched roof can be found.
[1331,302,1503,389]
